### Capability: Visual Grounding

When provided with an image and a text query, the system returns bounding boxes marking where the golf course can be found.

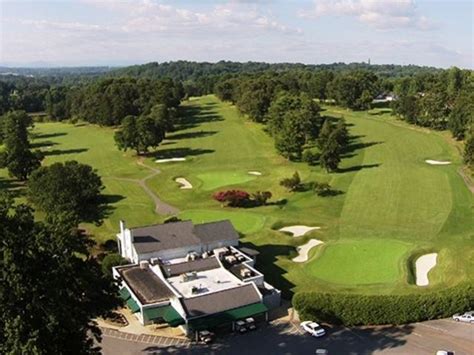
[7,94,473,296]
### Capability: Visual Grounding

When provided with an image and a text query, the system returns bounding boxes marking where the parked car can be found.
[245,317,257,331]
[197,330,214,344]
[452,311,474,323]
[235,320,248,333]
[436,351,454,355]
[300,321,326,337]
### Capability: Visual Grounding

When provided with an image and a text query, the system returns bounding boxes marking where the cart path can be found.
[106,159,179,216]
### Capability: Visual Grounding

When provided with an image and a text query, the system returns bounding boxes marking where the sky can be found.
[0,0,472,68]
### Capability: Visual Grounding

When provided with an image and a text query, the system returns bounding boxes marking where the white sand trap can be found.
[415,253,438,286]
[248,171,262,176]
[425,160,451,165]
[156,157,186,163]
[279,225,321,237]
[175,177,192,189]
[293,239,324,263]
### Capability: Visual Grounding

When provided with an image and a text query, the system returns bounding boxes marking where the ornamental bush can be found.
[293,283,474,326]
[213,190,251,207]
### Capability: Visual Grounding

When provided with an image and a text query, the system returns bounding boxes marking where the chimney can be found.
[119,220,126,235]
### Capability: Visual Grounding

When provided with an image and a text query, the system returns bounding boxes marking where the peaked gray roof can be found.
[130,220,239,255]
[194,220,239,244]
[182,284,261,317]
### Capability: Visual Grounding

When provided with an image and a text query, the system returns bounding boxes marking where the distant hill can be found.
[0,66,115,78]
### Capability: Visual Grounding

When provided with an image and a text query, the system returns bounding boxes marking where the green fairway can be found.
[305,239,412,285]
[2,95,472,295]
[24,122,160,243]
[196,171,256,190]
[179,209,266,234]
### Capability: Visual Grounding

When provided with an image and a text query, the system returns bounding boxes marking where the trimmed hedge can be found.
[293,283,474,325]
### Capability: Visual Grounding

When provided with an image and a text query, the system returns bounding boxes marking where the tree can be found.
[114,114,165,155]
[28,161,104,224]
[280,172,302,191]
[268,93,322,159]
[320,134,341,172]
[391,95,419,124]
[448,92,473,140]
[101,253,128,277]
[0,194,121,354]
[0,110,42,180]
[317,119,334,150]
[464,128,474,166]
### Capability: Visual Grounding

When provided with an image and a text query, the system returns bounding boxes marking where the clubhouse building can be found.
[113,220,281,334]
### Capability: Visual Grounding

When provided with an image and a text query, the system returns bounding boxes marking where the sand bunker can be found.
[415,253,438,286]
[425,160,451,165]
[248,171,262,176]
[175,177,192,189]
[279,225,321,237]
[156,157,186,163]
[292,239,324,263]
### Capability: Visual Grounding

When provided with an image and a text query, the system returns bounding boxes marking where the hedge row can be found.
[293,283,474,325]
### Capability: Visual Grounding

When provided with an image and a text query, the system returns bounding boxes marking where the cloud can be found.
[79,0,301,35]
[299,0,437,30]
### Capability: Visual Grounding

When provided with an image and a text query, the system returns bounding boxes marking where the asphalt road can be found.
[100,318,474,355]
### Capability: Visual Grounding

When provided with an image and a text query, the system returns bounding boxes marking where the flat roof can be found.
[167,266,242,298]
[162,256,221,277]
[119,265,174,305]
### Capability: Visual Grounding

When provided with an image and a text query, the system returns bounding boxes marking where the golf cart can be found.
[235,320,248,333]
[197,330,214,344]
[245,317,257,331]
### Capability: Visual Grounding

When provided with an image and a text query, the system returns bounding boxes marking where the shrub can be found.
[280,171,302,191]
[293,283,474,326]
[313,182,332,196]
[213,190,251,207]
[251,191,272,206]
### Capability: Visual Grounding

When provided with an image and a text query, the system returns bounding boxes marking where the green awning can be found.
[126,297,140,313]
[143,305,185,327]
[188,302,268,331]
[119,287,131,301]
[225,302,268,319]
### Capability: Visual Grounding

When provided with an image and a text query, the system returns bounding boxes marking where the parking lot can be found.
[100,318,474,355]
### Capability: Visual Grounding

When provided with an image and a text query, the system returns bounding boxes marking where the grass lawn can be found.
[304,239,412,285]
[2,95,472,296]
[179,209,266,235]
[195,171,256,191]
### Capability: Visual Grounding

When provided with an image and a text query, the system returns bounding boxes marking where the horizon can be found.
[0,0,472,69]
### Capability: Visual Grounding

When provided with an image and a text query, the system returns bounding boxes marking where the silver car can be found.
[452,311,474,323]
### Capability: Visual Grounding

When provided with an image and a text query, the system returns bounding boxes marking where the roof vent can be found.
[139,260,149,270]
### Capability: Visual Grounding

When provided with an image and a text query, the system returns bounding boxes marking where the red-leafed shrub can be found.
[213,190,251,207]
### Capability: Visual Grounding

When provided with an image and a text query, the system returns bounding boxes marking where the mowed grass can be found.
[305,239,412,285]
[179,209,266,235]
[196,171,256,190]
[13,122,161,243]
[1,96,472,295]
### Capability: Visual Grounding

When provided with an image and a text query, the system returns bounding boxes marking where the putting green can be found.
[195,171,256,190]
[305,239,411,285]
[179,209,265,234]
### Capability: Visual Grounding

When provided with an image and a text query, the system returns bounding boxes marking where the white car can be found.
[300,321,326,337]
[452,311,474,323]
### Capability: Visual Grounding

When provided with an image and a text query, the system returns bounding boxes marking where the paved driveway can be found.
[100,318,474,355]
